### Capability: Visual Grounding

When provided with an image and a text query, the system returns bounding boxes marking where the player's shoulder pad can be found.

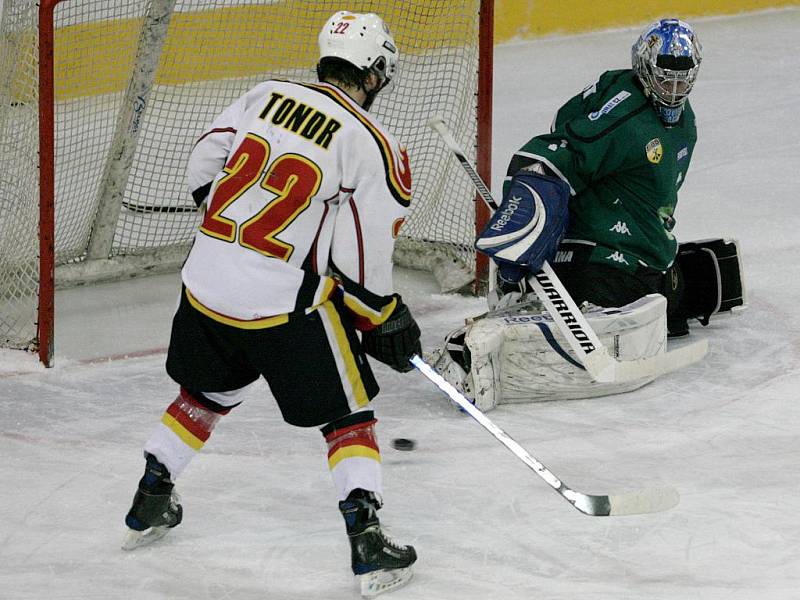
[567,70,650,142]
[297,82,411,207]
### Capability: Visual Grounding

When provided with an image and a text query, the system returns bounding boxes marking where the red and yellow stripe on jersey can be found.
[317,300,371,410]
[184,278,337,330]
[325,418,381,470]
[300,82,412,207]
[341,292,397,332]
[186,287,288,329]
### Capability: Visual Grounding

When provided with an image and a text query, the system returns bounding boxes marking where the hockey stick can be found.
[411,355,679,516]
[427,115,708,383]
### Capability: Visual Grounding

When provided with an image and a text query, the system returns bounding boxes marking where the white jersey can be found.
[182,80,411,329]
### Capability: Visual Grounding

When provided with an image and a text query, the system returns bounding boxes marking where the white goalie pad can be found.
[428,294,668,411]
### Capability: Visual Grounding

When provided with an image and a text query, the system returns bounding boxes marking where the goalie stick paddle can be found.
[411,355,680,516]
[427,115,708,383]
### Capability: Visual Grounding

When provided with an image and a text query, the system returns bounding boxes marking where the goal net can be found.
[0,0,492,364]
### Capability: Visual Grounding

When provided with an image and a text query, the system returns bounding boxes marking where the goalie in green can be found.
[432,19,746,411]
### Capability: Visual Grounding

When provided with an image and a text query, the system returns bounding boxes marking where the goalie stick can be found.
[427,115,708,383]
[411,355,679,516]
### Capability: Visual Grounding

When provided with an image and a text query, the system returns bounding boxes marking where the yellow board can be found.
[494,0,800,41]
[48,0,800,100]
[52,1,473,100]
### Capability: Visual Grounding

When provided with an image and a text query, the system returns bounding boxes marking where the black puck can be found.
[391,438,416,451]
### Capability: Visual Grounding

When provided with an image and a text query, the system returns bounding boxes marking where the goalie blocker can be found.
[475,170,569,286]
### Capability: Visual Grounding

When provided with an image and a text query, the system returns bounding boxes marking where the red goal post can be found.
[0,0,493,366]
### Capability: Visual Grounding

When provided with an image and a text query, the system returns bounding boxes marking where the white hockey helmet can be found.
[318,11,398,89]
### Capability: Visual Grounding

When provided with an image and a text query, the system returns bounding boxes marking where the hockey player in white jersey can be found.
[123,11,418,597]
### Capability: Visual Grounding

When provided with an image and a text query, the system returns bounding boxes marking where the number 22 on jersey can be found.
[200,133,322,261]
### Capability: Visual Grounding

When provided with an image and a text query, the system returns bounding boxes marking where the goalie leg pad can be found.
[432,295,669,409]
[426,323,503,412]
[676,238,746,326]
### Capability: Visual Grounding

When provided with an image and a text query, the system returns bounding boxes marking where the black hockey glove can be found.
[361,296,421,373]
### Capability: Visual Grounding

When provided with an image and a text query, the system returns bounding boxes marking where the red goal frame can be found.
[34,0,494,366]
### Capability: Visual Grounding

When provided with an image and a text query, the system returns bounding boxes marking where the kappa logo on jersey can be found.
[609,221,632,235]
[605,251,629,265]
[646,138,663,164]
[677,146,689,161]
[588,91,631,121]
[547,140,568,152]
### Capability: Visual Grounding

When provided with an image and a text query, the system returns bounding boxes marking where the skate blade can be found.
[121,525,171,551]
[359,567,414,598]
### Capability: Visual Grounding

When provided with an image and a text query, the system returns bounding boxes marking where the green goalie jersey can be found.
[504,69,697,273]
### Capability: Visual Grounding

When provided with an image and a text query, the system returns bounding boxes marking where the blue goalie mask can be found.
[632,19,702,125]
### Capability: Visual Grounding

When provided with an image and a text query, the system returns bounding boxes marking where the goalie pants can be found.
[141,286,384,499]
[551,242,688,336]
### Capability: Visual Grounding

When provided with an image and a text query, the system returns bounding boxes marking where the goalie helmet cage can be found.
[0,0,493,366]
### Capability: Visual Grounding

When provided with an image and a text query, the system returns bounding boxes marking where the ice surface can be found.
[2,9,800,599]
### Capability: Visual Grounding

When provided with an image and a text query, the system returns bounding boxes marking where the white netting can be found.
[0,0,483,352]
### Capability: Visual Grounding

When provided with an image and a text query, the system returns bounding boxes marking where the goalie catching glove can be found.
[475,170,570,288]
[361,295,421,373]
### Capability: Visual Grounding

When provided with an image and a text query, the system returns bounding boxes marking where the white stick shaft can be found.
[411,355,680,517]
[411,355,564,491]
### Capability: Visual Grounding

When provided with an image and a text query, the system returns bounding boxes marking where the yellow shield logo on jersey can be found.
[646,138,663,164]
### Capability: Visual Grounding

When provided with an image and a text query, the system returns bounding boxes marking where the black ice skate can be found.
[339,489,416,597]
[121,453,183,551]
